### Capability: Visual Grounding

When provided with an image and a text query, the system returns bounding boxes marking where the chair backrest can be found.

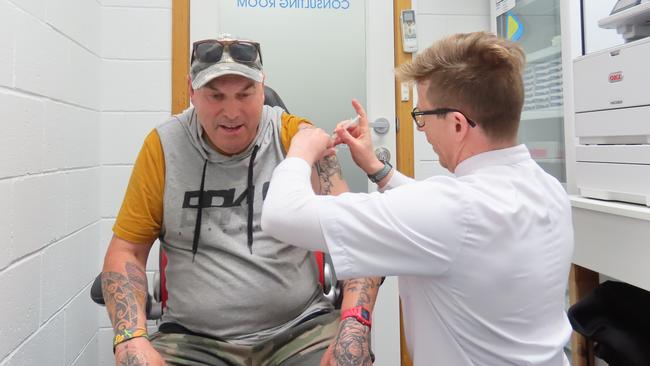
[264,85,289,112]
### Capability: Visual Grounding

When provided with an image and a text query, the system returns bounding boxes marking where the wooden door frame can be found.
[172,0,190,115]
[393,4,414,366]
[394,0,414,180]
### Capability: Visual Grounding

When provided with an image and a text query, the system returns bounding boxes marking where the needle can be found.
[331,115,360,139]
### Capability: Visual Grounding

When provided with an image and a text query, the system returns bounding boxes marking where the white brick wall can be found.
[0,0,16,88]
[101,112,168,164]
[11,173,68,259]
[64,287,99,366]
[101,7,170,60]
[97,1,171,364]
[100,166,132,219]
[0,181,13,270]
[0,256,41,361]
[0,92,46,178]
[3,313,66,366]
[101,60,170,112]
[0,0,171,364]
[40,224,101,322]
[45,102,101,170]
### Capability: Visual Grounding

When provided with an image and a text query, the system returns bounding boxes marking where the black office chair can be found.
[568,281,650,366]
[264,85,289,113]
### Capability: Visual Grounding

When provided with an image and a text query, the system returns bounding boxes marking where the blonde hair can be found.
[396,31,525,141]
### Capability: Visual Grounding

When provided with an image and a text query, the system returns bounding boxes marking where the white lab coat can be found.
[262,144,574,365]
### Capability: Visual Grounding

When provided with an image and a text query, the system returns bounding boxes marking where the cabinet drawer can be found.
[576,162,650,206]
[575,106,650,144]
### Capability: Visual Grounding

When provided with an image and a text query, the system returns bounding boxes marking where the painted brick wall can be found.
[97,0,171,363]
[0,0,171,364]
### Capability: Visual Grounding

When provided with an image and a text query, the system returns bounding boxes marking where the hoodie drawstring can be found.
[192,159,208,261]
[247,145,260,254]
[191,144,260,260]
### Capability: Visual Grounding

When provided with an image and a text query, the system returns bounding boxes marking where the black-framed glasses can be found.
[411,107,477,128]
[191,39,263,69]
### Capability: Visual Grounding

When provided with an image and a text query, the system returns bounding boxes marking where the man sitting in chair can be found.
[101,34,381,366]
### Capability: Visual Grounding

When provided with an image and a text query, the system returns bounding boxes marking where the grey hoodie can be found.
[156,105,332,344]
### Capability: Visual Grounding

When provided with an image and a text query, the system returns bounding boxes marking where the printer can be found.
[598,0,650,43]
[573,28,650,206]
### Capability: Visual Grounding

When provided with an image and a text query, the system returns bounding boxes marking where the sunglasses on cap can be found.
[191,39,263,69]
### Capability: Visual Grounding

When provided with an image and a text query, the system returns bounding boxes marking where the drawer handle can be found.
[610,50,620,56]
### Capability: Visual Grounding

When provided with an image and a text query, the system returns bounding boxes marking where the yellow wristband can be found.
[113,328,148,351]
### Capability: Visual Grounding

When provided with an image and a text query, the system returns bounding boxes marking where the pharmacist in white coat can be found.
[262,32,574,366]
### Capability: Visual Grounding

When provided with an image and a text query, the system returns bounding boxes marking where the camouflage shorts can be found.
[149,311,339,366]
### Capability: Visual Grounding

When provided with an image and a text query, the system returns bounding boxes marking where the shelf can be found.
[571,195,650,292]
[527,45,561,63]
[521,107,563,120]
[570,195,650,221]
[514,0,560,16]
[598,1,650,29]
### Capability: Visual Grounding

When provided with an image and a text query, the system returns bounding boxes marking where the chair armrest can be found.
[323,254,342,308]
[90,273,105,305]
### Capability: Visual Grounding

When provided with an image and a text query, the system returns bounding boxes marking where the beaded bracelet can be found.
[113,327,149,352]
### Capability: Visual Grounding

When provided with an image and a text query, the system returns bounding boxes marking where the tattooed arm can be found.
[102,235,165,366]
[310,154,347,196]
[309,154,383,365]
[327,277,383,366]
[319,277,382,366]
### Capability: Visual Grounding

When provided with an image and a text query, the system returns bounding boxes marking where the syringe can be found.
[331,115,360,139]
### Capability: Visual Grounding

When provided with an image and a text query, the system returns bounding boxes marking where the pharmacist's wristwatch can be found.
[367,160,392,184]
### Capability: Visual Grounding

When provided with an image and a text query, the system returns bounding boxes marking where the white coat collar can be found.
[454,144,531,177]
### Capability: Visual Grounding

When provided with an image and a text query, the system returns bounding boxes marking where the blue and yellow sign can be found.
[506,11,524,41]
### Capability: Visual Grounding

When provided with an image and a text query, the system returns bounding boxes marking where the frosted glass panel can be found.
[195,1,368,192]
[496,0,566,183]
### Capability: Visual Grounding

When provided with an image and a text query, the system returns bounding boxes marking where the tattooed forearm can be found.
[116,342,151,366]
[101,262,148,334]
[315,155,343,195]
[332,318,373,366]
[342,277,382,308]
[125,262,147,300]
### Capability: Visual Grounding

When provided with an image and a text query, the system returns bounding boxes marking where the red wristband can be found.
[340,306,372,328]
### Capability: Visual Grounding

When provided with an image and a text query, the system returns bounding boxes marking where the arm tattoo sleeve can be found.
[332,318,373,366]
[315,155,343,195]
[342,278,382,308]
[101,262,148,334]
[115,342,151,366]
[330,278,382,365]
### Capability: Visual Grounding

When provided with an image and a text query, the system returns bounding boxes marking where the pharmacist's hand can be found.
[333,99,383,175]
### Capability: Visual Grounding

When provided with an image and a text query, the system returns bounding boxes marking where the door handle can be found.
[370,117,390,135]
